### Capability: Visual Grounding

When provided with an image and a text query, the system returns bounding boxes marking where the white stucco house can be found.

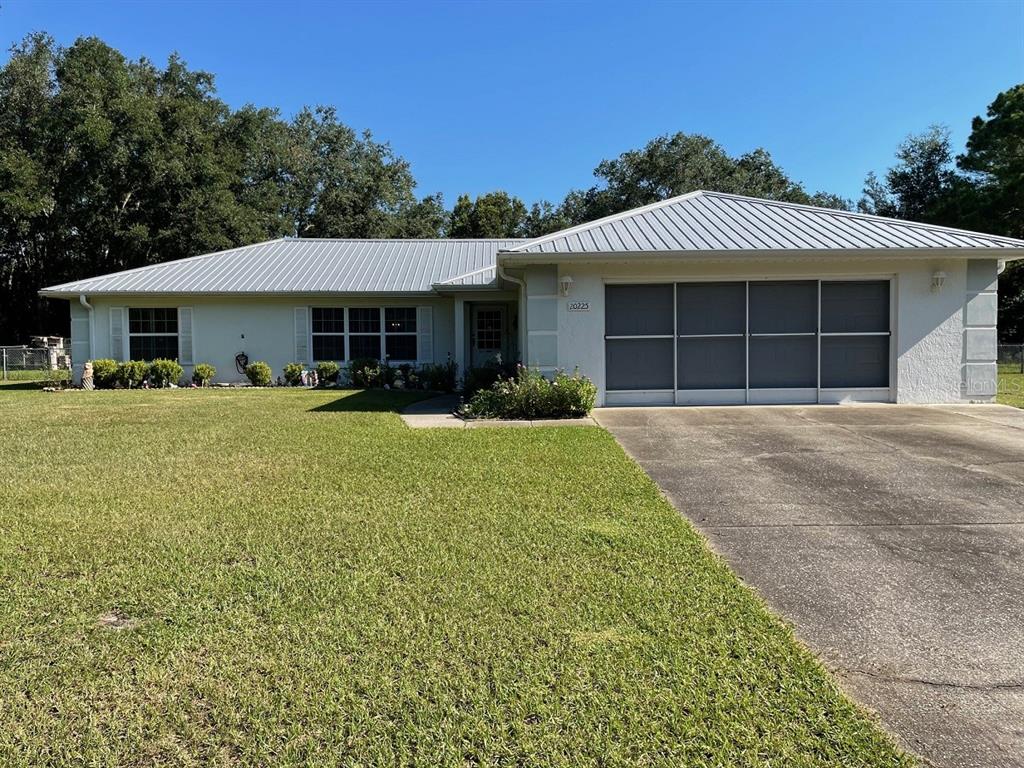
[40,191,1024,405]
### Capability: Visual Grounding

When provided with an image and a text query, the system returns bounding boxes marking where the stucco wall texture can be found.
[550,258,998,406]
[68,259,999,404]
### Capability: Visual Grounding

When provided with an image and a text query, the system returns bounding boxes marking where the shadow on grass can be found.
[0,381,46,391]
[308,389,430,413]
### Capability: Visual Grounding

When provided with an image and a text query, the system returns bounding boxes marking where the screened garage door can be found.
[605,280,891,405]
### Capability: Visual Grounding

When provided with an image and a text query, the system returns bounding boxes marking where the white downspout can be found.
[497,262,526,363]
[78,294,95,358]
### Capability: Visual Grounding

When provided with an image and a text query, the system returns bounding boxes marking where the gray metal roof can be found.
[503,191,1024,255]
[40,238,527,296]
[40,191,1024,298]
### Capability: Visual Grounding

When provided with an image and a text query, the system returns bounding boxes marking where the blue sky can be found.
[1,0,1021,207]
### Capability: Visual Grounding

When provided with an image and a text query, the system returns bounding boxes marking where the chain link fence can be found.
[1,346,71,384]
[997,345,1024,399]
[998,344,1024,374]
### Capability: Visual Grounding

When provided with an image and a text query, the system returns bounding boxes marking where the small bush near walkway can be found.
[462,357,516,398]
[419,358,458,392]
[461,366,597,420]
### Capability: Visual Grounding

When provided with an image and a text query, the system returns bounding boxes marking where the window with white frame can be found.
[348,308,381,360]
[311,308,346,361]
[311,307,418,362]
[129,308,178,360]
[384,307,417,361]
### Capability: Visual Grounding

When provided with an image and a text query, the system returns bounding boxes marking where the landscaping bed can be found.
[0,387,911,765]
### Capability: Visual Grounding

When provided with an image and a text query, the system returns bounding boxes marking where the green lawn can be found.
[1,368,56,381]
[998,370,1024,408]
[0,388,910,766]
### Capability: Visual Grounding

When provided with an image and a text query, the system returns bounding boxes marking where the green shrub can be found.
[462,358,516,398]
[91,359,119,389]
[315,361,340,384]
[245,361,272,387]
[192,363,216,386]
[116,360,149,389]
[392,363,418,390]
[149,358,183,388]
[460,366,596,420]
[419,358,458,392]
[282,362,305,386]
[41,367,71,389]
[345,358,384,388]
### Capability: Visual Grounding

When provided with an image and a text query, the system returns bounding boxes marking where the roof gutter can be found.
[497,247,1024,264]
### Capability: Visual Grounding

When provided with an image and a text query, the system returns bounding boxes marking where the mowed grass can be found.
[0,388,910,767]
[998,369,1024,408]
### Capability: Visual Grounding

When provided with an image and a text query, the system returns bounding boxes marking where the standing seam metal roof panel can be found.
[40,239,529,295]
[504,190,1024,254]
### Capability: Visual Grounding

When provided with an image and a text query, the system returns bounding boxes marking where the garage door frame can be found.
[604,274,895,406]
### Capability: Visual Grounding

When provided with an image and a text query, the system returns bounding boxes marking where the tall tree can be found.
[0,35,443,342]
[446,191,529,238]
[958,85,1024,341]
[857,126,958,221]
[559,132,849,224]
[281,106,441,239]
[958,84,1024,239]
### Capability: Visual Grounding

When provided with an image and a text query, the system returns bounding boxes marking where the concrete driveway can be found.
[595,404,1024,768]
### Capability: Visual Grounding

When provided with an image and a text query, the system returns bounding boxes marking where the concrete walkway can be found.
[595,403,1024,768]
[400,394,597,428]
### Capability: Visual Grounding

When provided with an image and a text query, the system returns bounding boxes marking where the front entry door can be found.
[471,305,507,368]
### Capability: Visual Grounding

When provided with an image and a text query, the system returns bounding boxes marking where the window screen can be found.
[749,336,817,388]
[821,337,889,388]
[605,338,674,390]
[749,281,817,334]
[821,281,889,333]
[677,282,745,335]
[605,284,674,336]
[677,337,745,389]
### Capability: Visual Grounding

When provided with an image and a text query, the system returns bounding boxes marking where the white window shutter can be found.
[177,307,193,364]
[110,307,125,361]
[294,307,309,363]
[416,306,433,363]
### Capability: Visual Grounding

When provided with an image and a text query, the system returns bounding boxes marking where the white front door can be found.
[471,305,507,368]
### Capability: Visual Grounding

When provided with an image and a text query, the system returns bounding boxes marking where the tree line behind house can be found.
[1,33,1022,341]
